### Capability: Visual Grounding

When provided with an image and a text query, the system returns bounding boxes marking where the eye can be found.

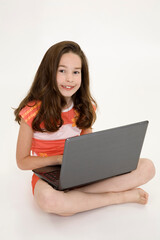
[74,71,80,74]
[59,69,65,73]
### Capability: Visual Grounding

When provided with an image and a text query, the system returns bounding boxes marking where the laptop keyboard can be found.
[43,170,60,182]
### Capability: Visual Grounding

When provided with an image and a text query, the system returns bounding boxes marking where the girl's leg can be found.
[33,158,155,216]
[34,179,149,216]
[75,158,155,193]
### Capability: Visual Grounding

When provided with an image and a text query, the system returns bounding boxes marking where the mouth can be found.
[61,85,75,90]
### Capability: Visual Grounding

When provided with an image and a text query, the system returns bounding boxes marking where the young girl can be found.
[15,41,155,216]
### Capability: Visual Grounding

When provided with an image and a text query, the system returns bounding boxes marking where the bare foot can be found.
[123,188,149,205]
[136,188,149,204]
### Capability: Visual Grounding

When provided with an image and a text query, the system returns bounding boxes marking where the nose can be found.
[66,73,73,82]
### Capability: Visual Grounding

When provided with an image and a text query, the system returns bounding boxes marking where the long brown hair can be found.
[14,41,97,132]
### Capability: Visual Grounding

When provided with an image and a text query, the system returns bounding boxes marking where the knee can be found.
[35,189,75,216]
[139,158,156,182]
[36,189,59,213]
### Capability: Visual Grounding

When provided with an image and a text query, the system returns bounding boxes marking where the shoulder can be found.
[19,101,41,128]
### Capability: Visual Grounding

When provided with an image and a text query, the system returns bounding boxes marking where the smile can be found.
[61,85,74,90]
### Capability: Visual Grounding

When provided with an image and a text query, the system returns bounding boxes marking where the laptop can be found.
[33,120,148,191]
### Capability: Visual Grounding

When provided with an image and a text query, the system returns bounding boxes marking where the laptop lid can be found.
[59,121,148,190]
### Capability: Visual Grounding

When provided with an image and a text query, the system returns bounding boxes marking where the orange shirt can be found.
[19,101,82,157]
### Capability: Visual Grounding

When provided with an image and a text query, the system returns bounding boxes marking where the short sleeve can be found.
[19,101,41,128]
[92,103,96,112]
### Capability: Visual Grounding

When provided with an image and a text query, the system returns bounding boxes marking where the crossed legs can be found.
[33,158,155,216]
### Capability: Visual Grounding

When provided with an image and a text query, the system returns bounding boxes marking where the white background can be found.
[0,0,160,239]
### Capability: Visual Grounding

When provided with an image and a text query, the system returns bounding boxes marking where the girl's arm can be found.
[16,119,63,170]
[80,128,92,135]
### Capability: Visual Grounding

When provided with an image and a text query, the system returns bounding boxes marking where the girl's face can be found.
[56,52,82,105]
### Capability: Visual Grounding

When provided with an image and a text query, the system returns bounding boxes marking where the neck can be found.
[63,97,73,110]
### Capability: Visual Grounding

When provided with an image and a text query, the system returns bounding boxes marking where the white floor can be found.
[1,1,160,239]
[1,160,160,240]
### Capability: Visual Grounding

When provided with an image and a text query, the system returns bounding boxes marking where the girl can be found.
[15,41,155,216]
